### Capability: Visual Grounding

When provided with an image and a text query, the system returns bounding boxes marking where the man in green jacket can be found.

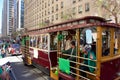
[62,40,76,61]
[62,41,76,75]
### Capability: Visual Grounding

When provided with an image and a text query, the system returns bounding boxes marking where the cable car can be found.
[21,16,120,80]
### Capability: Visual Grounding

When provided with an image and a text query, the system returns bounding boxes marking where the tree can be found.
[94,0,120,23]
[61,8,75,21]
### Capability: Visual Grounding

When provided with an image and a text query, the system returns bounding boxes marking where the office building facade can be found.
[2,0,8,37]
[17,0,24,31]
[24,0,105,30]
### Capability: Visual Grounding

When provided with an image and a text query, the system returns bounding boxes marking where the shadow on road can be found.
[11,62,49,80]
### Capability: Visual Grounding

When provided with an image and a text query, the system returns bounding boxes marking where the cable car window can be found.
[37,36,39,48]
[102,29,111,56]
[33,37,37,47]
[114,29,120,55]
[39,36,42,49]
[80,27,97,75]
[30,37,32,47]
[50,33,57,50]
[42,35,48,50]
[30,37,34,47]
[86,29,92,44]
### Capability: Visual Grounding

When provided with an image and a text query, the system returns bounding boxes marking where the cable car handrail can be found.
[70,66,96,76]
[58,53,97,62]
[70,60,97,69]
[70,71,91,80]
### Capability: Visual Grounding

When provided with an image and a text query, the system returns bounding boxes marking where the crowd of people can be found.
[0,39,20,80]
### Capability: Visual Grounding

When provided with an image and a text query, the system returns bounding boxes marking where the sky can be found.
[0,0,3,34]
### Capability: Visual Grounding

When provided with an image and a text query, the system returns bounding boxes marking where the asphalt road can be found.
[7,55,50,80]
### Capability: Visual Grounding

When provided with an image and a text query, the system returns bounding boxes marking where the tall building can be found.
[8,0,14,37]
[2,0,8,37]
[24,0,120,30]
[17,0,24,31]
[2,0,24,37]
[2,0,14,37]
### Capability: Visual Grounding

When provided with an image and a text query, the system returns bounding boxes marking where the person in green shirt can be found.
[61,41,76,75]
[80,44,96,77]
[62,40,76,61]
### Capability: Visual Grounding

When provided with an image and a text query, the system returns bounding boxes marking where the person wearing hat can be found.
[80,43,96,77]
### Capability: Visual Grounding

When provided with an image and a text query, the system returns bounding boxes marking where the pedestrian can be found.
[1,49,6,58]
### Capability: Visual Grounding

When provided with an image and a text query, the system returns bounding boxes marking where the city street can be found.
[6,55,50,80]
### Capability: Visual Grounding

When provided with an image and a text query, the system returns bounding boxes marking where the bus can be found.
[21,16,120,80]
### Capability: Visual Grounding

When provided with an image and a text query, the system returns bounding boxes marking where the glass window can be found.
[45,2,47,8]
[52,0,54,4]
[30,37,33,47]
[39,36,42,49]
[85,3,90,12]
[102,29,111,56]
[61,12,63,18]
[42,35,48,50]
[52,6,54,13]
[72,7,76,15]
[56,4,58,11]
[52,15,54,21]
[80,28,97,74]
[48,9,50,14]
[114,29,120,54]
[61,2,63,8]
[50,33,57,50]
[73,0,76,3]
[33,37,37,47]
[78,5,82,14]
[56,14,58,20]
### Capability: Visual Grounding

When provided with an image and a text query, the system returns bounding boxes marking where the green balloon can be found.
[66,70,70,74]
[55,70,58,75]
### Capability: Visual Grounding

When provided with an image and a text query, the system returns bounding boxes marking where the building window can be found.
[78,5,82,13]
[52,6,54,13]
[45,3,47,8]
[48,9,50,14]
[52,0,54,4]
[48,2,50,6]
[61,12,63,18]
[72,7,76,15]
[52,15,54,21]
[45,10,46,16]
[56,4,58,11]
[61,2,63,8]
[42,0,44,3]
[56,14,58,20]
[85,3,90,12]
[73,0,76,3]
[42,12,43,17]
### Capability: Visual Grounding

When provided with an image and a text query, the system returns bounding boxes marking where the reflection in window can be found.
[102,29,110,56]
[85,3,90,12]
[114,29,120,54]
[33,37,37,47]
[78,5,82,14]
[61,2,63,8]
[50,33,57,50]
[30,37,33,47]
[72,7,76,15]
[42,35,48,50]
